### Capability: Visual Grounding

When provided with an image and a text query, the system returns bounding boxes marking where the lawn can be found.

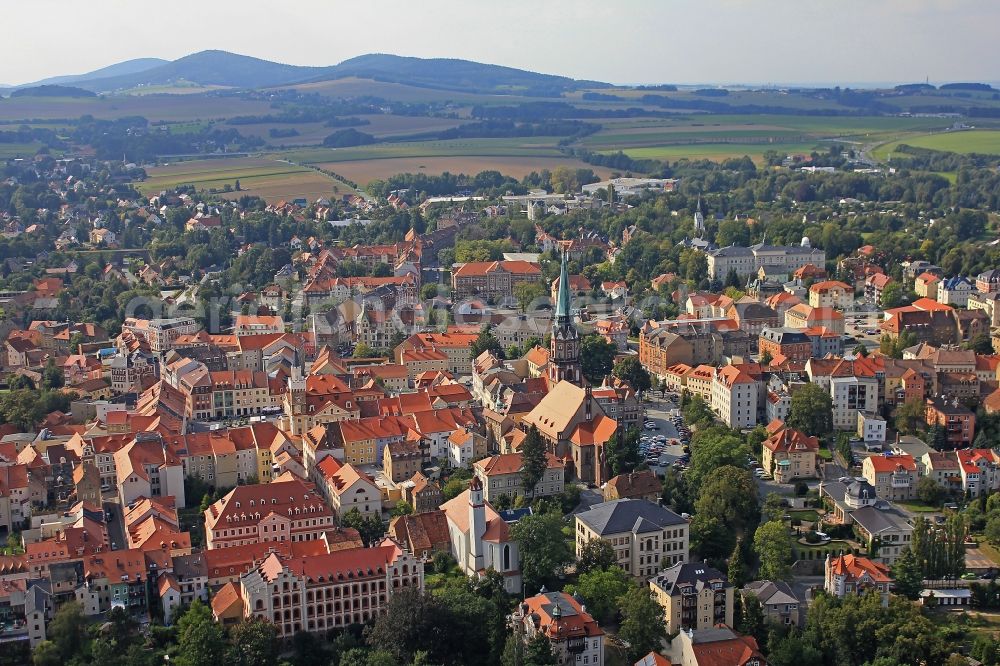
[787,509,820,522]
[817,447,833,461]
[873,129,1000,160]
[895,501,940,513]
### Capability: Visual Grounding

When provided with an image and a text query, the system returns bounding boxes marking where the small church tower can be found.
[693,195,705,237]
[469,476,485,568]
[548,251,582,386]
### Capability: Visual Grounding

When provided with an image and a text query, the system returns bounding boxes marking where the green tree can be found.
[916,476,945,506]
[605,427,642,476]
[31,642,61,666]
[894,397,927,436]
[891,547,923,600]
[693,466,760,558]
[421,283,439,300]
[502,633,557,666]
[514,282,548,312]
[229,619,279,666]
[520,425,547,498]
[576,537,617,575]
[41,359,64,390]
[736,592,765,647]
[880,281,904,308]
[753,520,793,581]
[681,394,715,429]
[510,510,574,591]
[391,500,414,518]
[787,383,833,436]
[728,537,749,588]
[986,514,1000,545]
[617,586,667,662]
[341,507,386,547]
[612,356,651,393]
[580,335,616,383]
[365,588,444,664]
[470,325,505,360]
[46,600,85,661]
[565,566,630,623]
[176,599,227,666]
[353,342,377,358]
[687,427,750,489]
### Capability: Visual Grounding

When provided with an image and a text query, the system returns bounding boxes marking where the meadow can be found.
[136,157,350,202]
[319,155,613,186]
[872,129,1000,161]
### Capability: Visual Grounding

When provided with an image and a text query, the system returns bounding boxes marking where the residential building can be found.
[473,452,565,503]
[861,454,918,501]
[513,591,604,666]
[758,327,811,363]
[603,471,660,503]
[121,317,199,353]
[742,580,802,627]
[914,272,939,300]
[976,269,1000,294]
[761,421,819,483]
[115,435,186,508]
[865,274,893,307]
[849,506,913,565]
[808,280,853,310]
[575,499,689,579]
[314,458,381,520]
[388,510,451,558]
[938,276,974,307]
[664,626,768,666]
[925,396,976,447]
[824,554,893,607]
[711,366,759,429]
[857,411,887,444]
[650,562,733,634]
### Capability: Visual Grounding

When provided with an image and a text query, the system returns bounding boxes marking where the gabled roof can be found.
[576,499,686,536]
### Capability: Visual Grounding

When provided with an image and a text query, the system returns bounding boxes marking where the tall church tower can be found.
[693,195,705,237]
[548,251,582,386]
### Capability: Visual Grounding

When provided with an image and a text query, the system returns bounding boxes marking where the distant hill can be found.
[10,85,96,98]
[19,58,168,88]
[314,53,609,94]
[54,51,328,92]
[16,50,607,95]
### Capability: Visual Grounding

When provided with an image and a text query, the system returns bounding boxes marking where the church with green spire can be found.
[549,251,582,386]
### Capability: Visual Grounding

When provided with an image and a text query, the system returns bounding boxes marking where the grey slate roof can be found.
[743,580,799,607]
[650,561,728,595]
[575,499,686,536]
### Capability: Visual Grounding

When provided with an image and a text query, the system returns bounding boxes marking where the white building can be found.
[440,478,522,594]
[711,366,759,429]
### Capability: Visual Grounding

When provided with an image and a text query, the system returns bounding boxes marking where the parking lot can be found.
[641,394,689,475]
[842,303,884,350]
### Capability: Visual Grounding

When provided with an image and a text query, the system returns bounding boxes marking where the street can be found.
[103,500,126,551]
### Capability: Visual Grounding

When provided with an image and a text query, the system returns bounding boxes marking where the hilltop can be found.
[10,50,608,94]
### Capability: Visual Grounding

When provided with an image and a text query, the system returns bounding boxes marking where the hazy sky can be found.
[3,0,998,86]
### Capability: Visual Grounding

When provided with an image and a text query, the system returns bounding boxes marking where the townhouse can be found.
[711,365,759,429]
[472,452,565,503]
[861,454,918,501]
[650,562,734,634]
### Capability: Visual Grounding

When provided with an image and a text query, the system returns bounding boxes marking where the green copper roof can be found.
[555,250,571,319]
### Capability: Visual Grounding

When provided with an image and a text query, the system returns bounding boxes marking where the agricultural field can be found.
[277,137,569,164]
[0,142,49,158]
[135,156,352,202]
[0,94,272,122]
[606,141,826,164]
[318,155,613,186]
[872,129,1000,161]
[220,115,468,147]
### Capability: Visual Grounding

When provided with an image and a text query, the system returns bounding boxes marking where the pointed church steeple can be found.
[693,195,705,237]
[549,250,582,386]
[555,250,571,322]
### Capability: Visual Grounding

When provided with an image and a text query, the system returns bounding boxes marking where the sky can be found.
[2,0,998,86]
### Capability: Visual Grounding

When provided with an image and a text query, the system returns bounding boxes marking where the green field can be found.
[277,137,568,165]
[606,141,825,163]
[0,142,46,158]
[136,156,351,202]
[873,129,1000,161]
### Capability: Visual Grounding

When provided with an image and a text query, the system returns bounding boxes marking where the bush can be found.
[804,531,822,544]
[795,482,809,497]
[431,551,454,574]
